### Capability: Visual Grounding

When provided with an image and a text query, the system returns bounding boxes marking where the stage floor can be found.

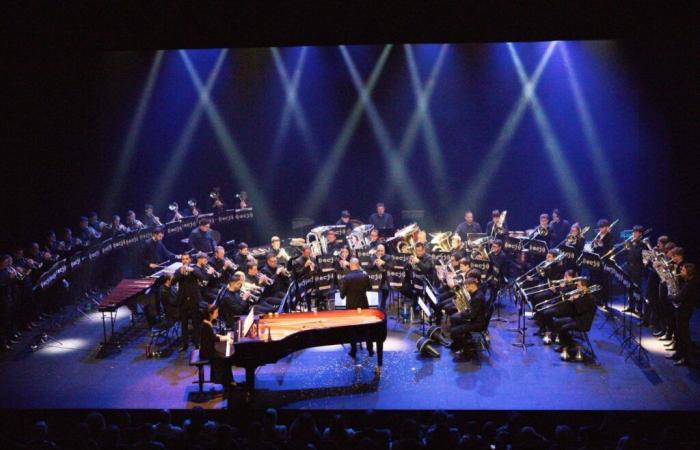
[1,294,699,410]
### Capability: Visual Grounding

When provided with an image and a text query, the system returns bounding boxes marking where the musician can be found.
[533,269,579,337]
[532,213,552,246]
[77,216,100,246]
[166,202,184,223]
[565,223,586,256]
[661,247,686,347]
[668,263,697,366]
[368,228,381,249]
[335,246,352,272]
[325,230,342,255]
[44,230,61,255]
[450,235,467,261]
[233,242,252,268]
[143,204,162,228]
[0,254,18,351]
[340,258,374,358]
[125,210,145,231]
[621,225,645,315]
[188,218,217,254]
[292,245,316,279]
[488,239,510,287]
[261,253,290,297]
[485,210,508,240]
[549,209,570,246]
[172,253,207,351]
[208,246,236,288]
[103,215,127,238]
[194,252,218,303]
[210,187,226,213]
[244,262,282,311]
[199,304,235,389]
[270,236,290,265]
[370,245,392,309]
[592,219,614,257]
[368,202,394,230]
[648,236,670,336]
[336,210,355,234]
[88,212,107,234]
[187,199,200,217]
[551,278,597,361]
[454,210,482,242]
[143,228,178,272]
[236,191,250,209]
[59,228,81,256]
[449,277,487,357]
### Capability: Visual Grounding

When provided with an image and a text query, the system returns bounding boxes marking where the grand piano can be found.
[217,308,387,394]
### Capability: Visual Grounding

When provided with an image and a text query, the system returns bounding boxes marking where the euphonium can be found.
[429,231,453,253]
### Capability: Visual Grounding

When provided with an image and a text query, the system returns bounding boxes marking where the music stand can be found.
[416,297,432,336]
[510,282,533,350]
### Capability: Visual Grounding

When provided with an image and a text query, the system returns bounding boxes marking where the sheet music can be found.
[417,297,432,317]
[242,308,255,337]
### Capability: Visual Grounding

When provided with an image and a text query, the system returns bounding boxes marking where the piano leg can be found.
[377,342,384,366]
[245,366,256,396]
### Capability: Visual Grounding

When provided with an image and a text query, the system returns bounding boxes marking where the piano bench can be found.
[188,349,211,393]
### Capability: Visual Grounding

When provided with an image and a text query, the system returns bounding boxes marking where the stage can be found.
[0,293,698,411]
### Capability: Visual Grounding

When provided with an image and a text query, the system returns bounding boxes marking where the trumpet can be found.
[205,264,222,279]
[241,282,263,301]
[187,198,200,215]
[256,272,274,285]
[276,247,290,262]
[276,266,291,278]
[304,258,316,272]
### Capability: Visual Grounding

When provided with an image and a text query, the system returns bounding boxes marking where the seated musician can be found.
[370,245,392,309]
[533,269,578,338]
[199,304,235,390]
[125,210,145,231]
[454,210,482,242]
[532,213,552,247]
[325,230,342,255]
[668,263,698,366]
[188,218,217,254]
[143,227,178,273]
[208,246,236,288]
[450,235,467,260]
[592,219,614,257]
[77,216,100,245]
[193,252,219,303]
[218,273,254,328]
[245,262,283,308]
[336,210,355,234]
[549,209,570,246]
[270,236,291,265]
[551,278,597,361]
[88,212,106,234]
[59,228,82,256]
[292,245,316,279]
[341,258,374,359]
[368,202,394,230]
[103,215,127,239]
[368,228,381,250]
[449,277,487,357]
[488,239,510,287]
[335,246,352,273]
[485,210,508,240]
[233,242,252,268]
[260,253,290,298]
[566,223,586,255]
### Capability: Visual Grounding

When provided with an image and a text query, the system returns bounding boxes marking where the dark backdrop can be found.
[1,39,697,258]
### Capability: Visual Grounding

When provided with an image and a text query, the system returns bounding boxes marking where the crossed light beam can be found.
[299,45,393,219]
[456,42,557,221]
[340,45,428,212]
[508,42,595,226]
[268,47,317,166]
[559,43,628,223]
[380,44,450,211]
[179,50,278,234]
[102,50,163,215]
[151,50,229,210]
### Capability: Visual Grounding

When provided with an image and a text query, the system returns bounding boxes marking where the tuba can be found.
[429,231,453,253]
[306,226,331,258]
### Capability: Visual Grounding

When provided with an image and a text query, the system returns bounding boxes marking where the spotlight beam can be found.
[299,45,393,219]
[559,43,628,222]
[456,42,557,220]
[508,43,595,226]
[102,51,163,215]
[151,50,228,210]
[179,50,278,234]
[269,47,316,165]
[382,44,450,210]
[340,45,427,211]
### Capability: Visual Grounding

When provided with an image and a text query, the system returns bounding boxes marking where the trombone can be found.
[602,228,653,260]
[523,277,585,296]
[535,284,601,313]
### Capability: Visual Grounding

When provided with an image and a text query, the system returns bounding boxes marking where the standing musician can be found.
[368,202,394,231]
[485,210,508,240]
[193,252,217,303]
[172,253,208,351]
[448,277,487,358]
[0,254,19,351]
[270,236,290,265]
[648,235,671,336]
[325,230,342,255]
[199,304,235,390]
[188,218,217,254]
[143,228,178,272]
[565,223,586,255]
[621,225,645,315]
[336,210,355,234]
[454,210,483,242]
[591,218,614,307]
[548,209,571,246]
[187,198,200,217]
[236,191,250,209]
[668,263,697,366]
[370,244,393,309]
[142,204,162,228]
[125,210,145,231]
[341,258,374,359]
[368,228,381,250]
[551,278,597,361]
[661,247,685,348]
[488,239,510,288]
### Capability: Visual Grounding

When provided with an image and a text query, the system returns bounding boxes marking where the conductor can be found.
[341,258,375,359]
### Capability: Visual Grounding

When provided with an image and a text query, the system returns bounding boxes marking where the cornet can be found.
[169,202,184,221]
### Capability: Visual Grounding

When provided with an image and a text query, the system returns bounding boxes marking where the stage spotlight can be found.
[427,325,451,346]
[416,336,441,357]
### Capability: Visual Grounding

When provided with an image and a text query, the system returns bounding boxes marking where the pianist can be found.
[200,304,235,390]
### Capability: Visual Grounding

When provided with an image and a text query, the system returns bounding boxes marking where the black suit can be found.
[454,221,483,242]
[552,292,596,347]
[625,241,645,312]
[449,290,487,348]
[672,278,698,360]
[172,266,208,347]
[548,219,570,246]
[341,269,373,354]
[199,321,231,386]
[143,239,176,271]
[188,228,217,253]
